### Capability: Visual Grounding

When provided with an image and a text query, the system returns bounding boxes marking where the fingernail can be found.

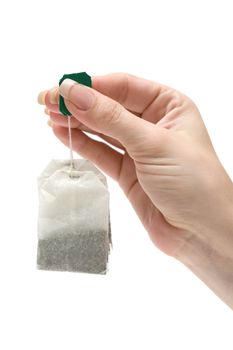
[44,108,50,116]
[38,90,47,105]
[59,79,94,111]
[47,119,53,127]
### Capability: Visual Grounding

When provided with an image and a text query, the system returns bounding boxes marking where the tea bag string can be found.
[68,116,75,177]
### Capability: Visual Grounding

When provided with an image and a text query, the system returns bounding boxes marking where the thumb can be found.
[59,79,156,150]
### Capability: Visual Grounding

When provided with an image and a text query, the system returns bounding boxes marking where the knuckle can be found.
[165,89,197,114]
[116,73,129,105]
[165,90,184,112]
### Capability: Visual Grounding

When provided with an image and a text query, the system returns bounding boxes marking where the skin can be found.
[38,73,233,309]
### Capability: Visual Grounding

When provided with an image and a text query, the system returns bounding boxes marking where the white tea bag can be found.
[37,159,111,274]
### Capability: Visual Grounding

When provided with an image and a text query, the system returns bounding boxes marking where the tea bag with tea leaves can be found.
[37,159,111,274]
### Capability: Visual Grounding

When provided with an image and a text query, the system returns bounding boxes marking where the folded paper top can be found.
[38,159,107,187]
[38,159,109,239]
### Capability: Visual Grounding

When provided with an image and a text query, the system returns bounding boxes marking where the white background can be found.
[0,0,232,349]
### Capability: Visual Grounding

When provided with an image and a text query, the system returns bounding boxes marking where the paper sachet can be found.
[37,159,111,274]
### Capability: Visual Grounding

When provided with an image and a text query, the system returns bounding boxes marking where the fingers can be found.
[48,115,124,150]
[92,73,189,125]
[38,74,172,156]
[52,125,123,181]
[38,87,98,131]
[47,108,124,150]
[92,73,164,114]
[38,88,93,131]
[38,74,180,127]
[37,90,47,105]
[38,87,60,113]
[59,79,155,151]
[48,111,80,128]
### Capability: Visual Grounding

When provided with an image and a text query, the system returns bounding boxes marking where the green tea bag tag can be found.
[59,72,92,116]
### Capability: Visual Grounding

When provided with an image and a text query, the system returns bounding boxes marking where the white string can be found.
[68,116,75,177]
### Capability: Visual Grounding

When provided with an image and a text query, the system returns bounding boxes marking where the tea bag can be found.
[37,159,111,274]
[37,72,111,274]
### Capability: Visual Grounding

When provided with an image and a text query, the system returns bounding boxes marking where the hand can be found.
[38,73,233,308]
[38,73,232,255]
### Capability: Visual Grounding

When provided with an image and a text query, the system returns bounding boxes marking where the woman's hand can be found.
[38,73,233,308]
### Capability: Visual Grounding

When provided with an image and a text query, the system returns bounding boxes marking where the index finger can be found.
[38,73,165,115]
[92,73,165,114]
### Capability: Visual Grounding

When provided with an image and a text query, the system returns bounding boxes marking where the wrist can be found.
[175,197,233,309]
[176,187,233,263]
